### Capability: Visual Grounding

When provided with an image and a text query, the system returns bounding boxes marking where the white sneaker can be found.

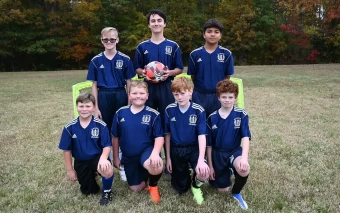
[119,166,127,181]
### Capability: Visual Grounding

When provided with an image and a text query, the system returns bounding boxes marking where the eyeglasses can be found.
[101,38,117,43]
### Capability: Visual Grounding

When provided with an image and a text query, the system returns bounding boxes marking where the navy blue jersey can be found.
[87,51,136,89]
[206,107,251,150]
[134,39,184,82]
[111,106,164,157]
[59,116,111,161]
[164,102,206,146]
[187,46,234,93]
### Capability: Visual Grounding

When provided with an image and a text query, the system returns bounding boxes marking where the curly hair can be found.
[216,79,238,98]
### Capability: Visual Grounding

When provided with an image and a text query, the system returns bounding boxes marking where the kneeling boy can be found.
[206,79,251,210]
[164,77,210,205]
[59,92,114,205]
[111,81,163,204]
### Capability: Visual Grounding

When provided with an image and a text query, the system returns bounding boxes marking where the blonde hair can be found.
[171,76,193,92]
[101,27,118,38]
[129,80,148,93]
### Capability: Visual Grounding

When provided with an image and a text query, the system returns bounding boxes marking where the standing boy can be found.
[134,9,184,174]
[206,79,251,210]
[59,92,114,205]
[164,77,210,205]
[187,19,235,116]
[87,27,136,181]
[111,81,164,204]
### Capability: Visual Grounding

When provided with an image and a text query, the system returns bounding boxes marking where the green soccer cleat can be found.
[191,186,204,205]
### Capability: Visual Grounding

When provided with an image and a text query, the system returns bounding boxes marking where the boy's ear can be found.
[116,38,119,44]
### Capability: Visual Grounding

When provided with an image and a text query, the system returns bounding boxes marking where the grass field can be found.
[0,64,339,213]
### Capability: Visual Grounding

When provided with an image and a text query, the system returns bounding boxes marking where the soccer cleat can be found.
[99,190,112,206]
[191,186,204,205]
[232,193,248,210]
[146,186,161,204]
[119,166,127,181]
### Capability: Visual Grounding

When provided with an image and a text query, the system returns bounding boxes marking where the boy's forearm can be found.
[198,135,207,161]
[152,137,164,154]
[169,68,183,76]
[165,134,171,160]
[63,151,74,171]
[126,79,131,95]
[91,82,99,109]
[100,146,111,159]
[241,137,250,159]
[206,147,213,167]
[112,137,119,159]
[136,68,144,76]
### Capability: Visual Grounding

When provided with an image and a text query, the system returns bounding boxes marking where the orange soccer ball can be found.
[144,61,165,83]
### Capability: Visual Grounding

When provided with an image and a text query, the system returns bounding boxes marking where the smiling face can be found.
[148,14,166,34]
[203,27,222,45]
[101,30,119,50]
[129,86,149,107]
[218,92,236,109]
[77,101,95,119]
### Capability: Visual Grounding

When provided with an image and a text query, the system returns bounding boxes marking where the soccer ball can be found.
[144,61,165,83]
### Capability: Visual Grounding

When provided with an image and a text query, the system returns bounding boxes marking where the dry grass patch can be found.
[0,65,339,213]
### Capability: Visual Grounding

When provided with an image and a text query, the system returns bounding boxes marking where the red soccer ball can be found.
[144,61,165,83]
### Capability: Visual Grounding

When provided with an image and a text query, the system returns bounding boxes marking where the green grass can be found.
[0,64,339,213]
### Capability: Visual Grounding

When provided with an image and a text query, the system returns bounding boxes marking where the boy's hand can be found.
[237,157,249,172]
[209,166,215,180]
[195,160,210,177]
[147,154,162,169]
[67,169,77,181]
[166,158,172,173]
[94,109,102,119]
[98,158,111,172]
[161,66,169,81]
[113,157,121,170]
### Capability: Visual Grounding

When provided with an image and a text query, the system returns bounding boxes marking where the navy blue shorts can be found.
[98,88,127,131]
[192,90,220,117]
[121,146,153,186]
[74,154,101,195]
[209,147,242,189]
[170,145,200,193]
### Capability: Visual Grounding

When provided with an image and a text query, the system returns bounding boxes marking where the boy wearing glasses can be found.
[87,27,136,181]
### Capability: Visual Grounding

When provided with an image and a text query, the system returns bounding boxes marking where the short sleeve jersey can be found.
[188,46,234,93]
[134,39,184,82]
[164,102,206,146]
[87,51,136,89]
[59,116,111,161]
[206,107,251,150]
[111,106,163,157]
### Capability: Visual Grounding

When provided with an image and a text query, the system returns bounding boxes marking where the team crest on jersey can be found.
[217,53,225,62]
[142,114,151,125]
[234,117,241,129]
[165,46,172,55]
[189,114,197,126]
[91,127,99,138]
[116,60,123,69]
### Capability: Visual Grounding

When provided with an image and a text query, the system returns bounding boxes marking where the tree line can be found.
[0,0,339,71]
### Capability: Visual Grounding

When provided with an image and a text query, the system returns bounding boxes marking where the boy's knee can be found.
[129,182,145,191]
[98,166,113,178]
[217,187,230,192]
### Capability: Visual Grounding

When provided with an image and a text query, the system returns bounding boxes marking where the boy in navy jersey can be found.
[206,79,251,210]
[134,9,184,174]
[87,27,135,181]
[188,19,235,117]
[164,77,210,205]
[111,81,164,204]
[59,93,114,205]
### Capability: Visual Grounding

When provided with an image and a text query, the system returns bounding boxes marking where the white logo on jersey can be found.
[171,117,176,122]
[120,118,125,122]
[211,124,218,129]
[91,127,99,138]
[99,65,105,68]
[234,117,241,129]
[116,60,123,69]
[217,53,225,62]
[197,58,202,62]
[141,115,151,125]
[165,46,172,55]
[72,134,77,138]
[144,50,148,54]
[189,114,197,126]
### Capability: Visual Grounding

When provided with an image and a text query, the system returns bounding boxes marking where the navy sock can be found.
[102,174,114,191]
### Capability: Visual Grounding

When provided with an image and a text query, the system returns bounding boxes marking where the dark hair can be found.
[203,18,223,33]
[147,9,167,24]
[76,92,96,105]
[216,79,238,98]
